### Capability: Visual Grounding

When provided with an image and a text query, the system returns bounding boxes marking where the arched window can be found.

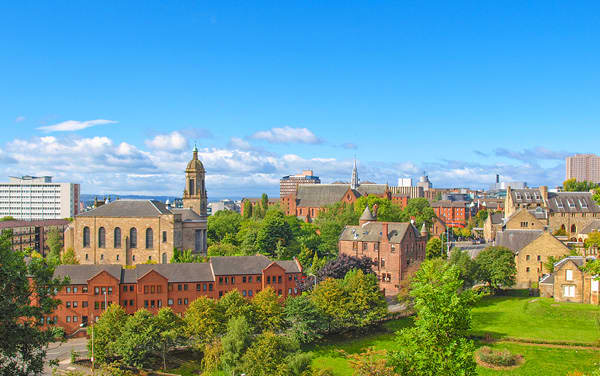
[162,253,167,264]
[146,228,153,249]
[83,227,90,247]
[114,227,121,248]
[130,228,137,248]
[571,224,577,233]
[98,227,105,248]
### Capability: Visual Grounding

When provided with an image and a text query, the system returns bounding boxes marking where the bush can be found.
[477,346,518,367]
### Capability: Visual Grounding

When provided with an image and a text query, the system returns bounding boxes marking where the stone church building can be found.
[65,147,208,265]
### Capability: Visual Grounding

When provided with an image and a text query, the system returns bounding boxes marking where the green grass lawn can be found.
[471,293,600,345]
[310,294,600,375]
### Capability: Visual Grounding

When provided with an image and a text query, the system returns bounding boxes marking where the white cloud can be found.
[251,126,321,144]
[37,119,117,132]
[145,131,188,151]
[228,137,252,150]
[15,116,25,123]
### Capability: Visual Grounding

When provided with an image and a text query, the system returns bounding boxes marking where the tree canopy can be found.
[475,246,516,291]
[563,178,599,192]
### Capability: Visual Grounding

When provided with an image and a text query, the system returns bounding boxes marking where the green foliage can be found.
[218,289,256,325]
[252,287,284,332]
[207,242,240,256]
[261,193,270,217]
[46,227,63,264]
[448,248,478,288]
[88,304,127,364]
[155,307,185,370]
[476,209,489,227]
[400,198,436,229]
[314,201,358,257]
[425,237,443,259]
[170,248,203,263]
[207,209,242,244]
[584,232,600,249]
[116,309,160,369]
[593,189,600,206]
[390,259,478,376]
[256,209,293,257]
[477,346,518,366]
[242,199,253,219]
[184,296,225,347]
[346,347,397,376]
[0,216,15,221]
[453,226,472,239]
[553,227,568,236]
[544,248,579,273]
[475,246,516,290]
[236,219,261,255]
[354,195,404,222]
[61,247,79,264]
[221,315,254,375]
[284,294,328,344]
[201,339,223,374]
[240,331,302,376]
[563,178,599,192]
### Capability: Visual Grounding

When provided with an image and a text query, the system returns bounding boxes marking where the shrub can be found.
[477,346,518,367]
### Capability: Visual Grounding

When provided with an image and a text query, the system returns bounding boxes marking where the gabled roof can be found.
[130,263,214,283]
[547,192,600,214]
[509,188,545,205]
[495,229,544,253]
[554,256,596,270]
[580,220,600,234]
[489,212,503,225]
[295,183,388,208]
[209,255,301,275]
[539,273,554,284]
[339,222,416,243]
[54,264,123,285]
[77,199,172,218]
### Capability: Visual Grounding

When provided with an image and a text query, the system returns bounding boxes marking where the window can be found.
[150,300,155,308]
[381,259,386,268]
[144,300,149,308]
[100,254,104,260]
[98,227,105,248]
[162,231,167,243]
[73,301,78,308]
[129,285,134,292]
[526,255,530,261]
[563,285,575,298]
[158,300,162,307]
[184,298,188,305]
[94,287,99,295]
[177,284,182,291]
[257,276,261,282]
[168,299,173,306]
[248,290,253,297]
[243,276,247,283]
[537,255,541,261]
[242,290,247,297]
[123,286,128,292]
[225,277,228,284]
[73,316,78,322]
[146,228,153,249]
[130,228,137,248]
[108,287,112,295]
[151,286,155,293]
[219,277,223,284]
[288,288,292,295]
[521,222,528,228]
[178,298,182,305]
[362,243,368,251]
[231,277,235,284]
[278,276,282,284]
[94,302,99,310]
[123,300,128,307]
[391,244,396,253]
[114,227,121,248]
[278,289,282,296]
[219,291,223,297]
[129,299,134,306]
[66,316,71,323]
[82,286,87,294]
[82,301,88,308]
[85,253,89,261]
[288,275,292,281]
[196,284,201,291]
[66,302,71,308]
[592,279,599,292]
[209,284,213,291]
[184,284,188,291]
[526,267,530,272]
[203,283,207,291]
[267,276,271,284]
[66,287,71,293]
[248,276,253,283]
[83,227,90,247]
[566,269,573,281]
[133,255,135,262]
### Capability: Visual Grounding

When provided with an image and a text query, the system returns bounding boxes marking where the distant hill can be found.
[80,194,242,204]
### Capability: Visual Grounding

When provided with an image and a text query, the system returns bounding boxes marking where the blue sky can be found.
[1,1,599,197]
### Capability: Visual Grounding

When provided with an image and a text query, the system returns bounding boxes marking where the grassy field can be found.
[471,293,600,345]
[310,293,600,375]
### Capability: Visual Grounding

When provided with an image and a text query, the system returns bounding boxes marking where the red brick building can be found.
[0,219,70,255]
[45,255,302,335]
[430,200,471,228]
[338,206,427,296]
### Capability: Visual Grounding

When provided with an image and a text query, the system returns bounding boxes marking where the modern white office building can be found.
[0,176,80,220]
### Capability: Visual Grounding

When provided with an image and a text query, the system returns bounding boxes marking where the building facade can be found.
[46,255,302,335]
[280,170,320,198]
[540,256,599,304]
[431,200,471,228]
[64,148,208,265]
[566,154,600,183]
[338,206,427,296]
[0,176,79,220]
[0,219,69,255]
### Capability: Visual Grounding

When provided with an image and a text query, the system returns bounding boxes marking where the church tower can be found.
[350,158,359,189]
[183,145,207,217]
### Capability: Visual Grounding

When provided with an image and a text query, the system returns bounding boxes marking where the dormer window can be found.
[580,199,588,209]
[567,199,575,209]
[534,192,541,200]
[555,199,564,209]
[525,193,531,200]
[515,193,522,201]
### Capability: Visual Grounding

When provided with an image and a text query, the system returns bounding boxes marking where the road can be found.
[43,338,89,375]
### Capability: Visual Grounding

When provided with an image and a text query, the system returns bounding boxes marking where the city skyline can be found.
[1,2,600,196]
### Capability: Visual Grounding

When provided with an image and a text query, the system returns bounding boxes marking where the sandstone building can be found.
[338,206,427,296]
[64,148,208,265]
[45,255,302,335]
[540,256,599,304]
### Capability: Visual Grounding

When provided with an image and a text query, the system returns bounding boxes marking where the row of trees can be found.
[90,267,386,375]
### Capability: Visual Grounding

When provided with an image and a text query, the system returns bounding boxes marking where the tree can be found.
[544,248,580,273]
[390,259,478,376]
[261,193,270,217]
[317,253,374,282]
[237,219,261,255]
[155,307,185,371]
[116,309,160,369]
[207,210,242,244]
[252,287,284,332]
[207,242,240,257]
[170,248,202,263]
[343,269,387,329]
[221,315,254,375]
[184,296,225,347]
[585,232,600,249]
[61,247,79,264]
[354,196,404,222]
[240,331,301,376]
[218,289,256,325]
[310,278,348,332]
[563,178,599,192]
[88,304,127,364]
[284,294,328,344]
[475,209,489,227]
[201,339,223,374]
[448,248,478,288]
[46,227,63,264]
[594,189,600,206]
[0,233,67,376]
[346,348,397,376]
[242,200,253,219]
[425,237,443,259]
[256,209,293,257]
[475,246,516,291]
[400,198,436,229]
[314,201,358,257]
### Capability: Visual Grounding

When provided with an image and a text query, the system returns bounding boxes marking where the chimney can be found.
[539,185,548,205]
[381,223,389,242]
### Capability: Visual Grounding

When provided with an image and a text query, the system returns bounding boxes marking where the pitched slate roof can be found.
[580,220,600,234]
[339,222,416,243]
[430,200,469,208]
[553,256,596,270]
[495,229,544,253]
[359,206,376,222]
[295,183,388,208]
[0,219,70,230]
[209,255,301,275]
[489,212,503,225]
[130,263,214,282]
[539,273,554,284]
[77,199,172,218]
[509,188,545,205]
[547,192,600,214]
[170,208,204,221]
[54,264,123,284]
